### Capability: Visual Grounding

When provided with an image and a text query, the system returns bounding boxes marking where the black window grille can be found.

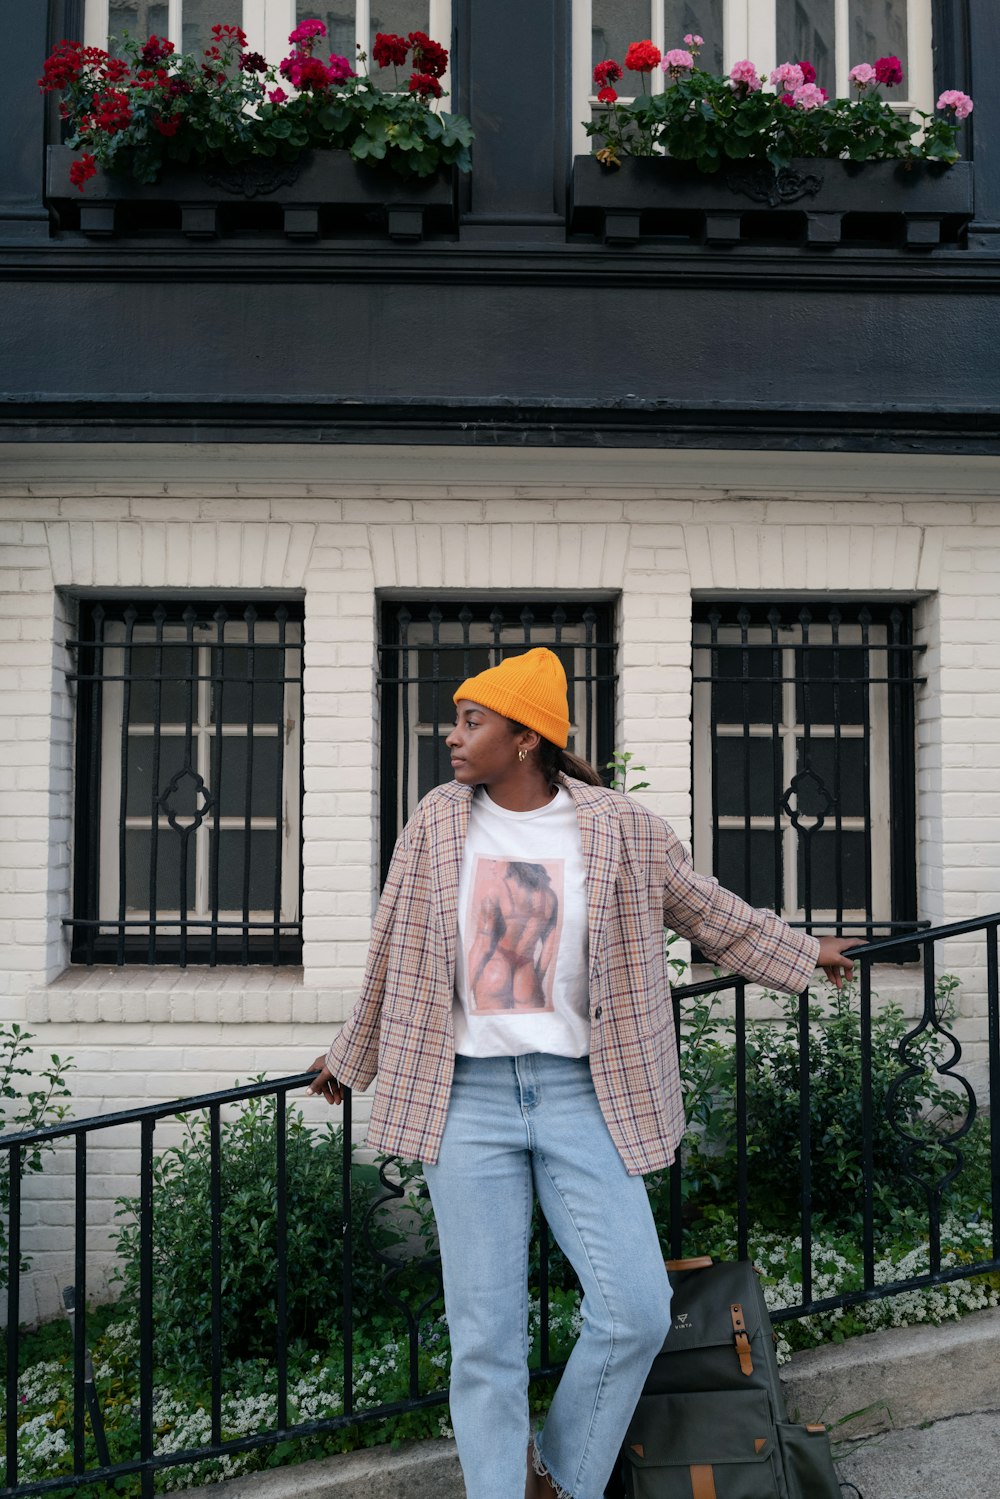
[692,600,921,942]
[377,599,618,879]
[69,598,304,967]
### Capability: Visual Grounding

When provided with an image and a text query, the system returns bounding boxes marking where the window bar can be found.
[521,604,534,646]
[5,1144,20,1489]
[888,607,918,937]
[581,605,595,768]
[738,606,752,903]
[209,607,227,969]
[797,989,813,1306]
[734,979,749,1259]
[988,922,1000,1264]
[398,607,412,829]
[829,607,845,931]
[210,1102,223,1447]
[241,605,258,966]
[489,605,504,666]
[708,608,722,890]
[768,607,782,914]
[458,604,474,681]
[139,1116,155,1499]
[923,941,942,1275]
[430,605,443,792]
[276,1088,288,1430]
[859,607,875,940]
[116,605,138,966]
[272,607,289,966]
[87,605,106,966]
[798,606,814,927]
[73,1132,87,1471]
[178,605,199,968]
[341,1086,355,1420]
[147,605,167,965]
[860,955,876,1289]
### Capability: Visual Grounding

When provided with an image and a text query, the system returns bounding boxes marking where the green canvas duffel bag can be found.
[615,1258,844,1499]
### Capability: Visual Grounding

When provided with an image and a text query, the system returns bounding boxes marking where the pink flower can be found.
[791,82,827,110]
[268,87,288,103]
[729,59,762,93]
[683,33,703,49]
[327,52,355,82]
[875,54,903,86]
[661,48,694,79]
[937,89,973,120]
[849,62,878,89]
[779,92,795,107]
[770,62,805,92]
[288,19,326,45]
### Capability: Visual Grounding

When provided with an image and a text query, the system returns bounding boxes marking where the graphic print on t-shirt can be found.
[466,856,564,1014]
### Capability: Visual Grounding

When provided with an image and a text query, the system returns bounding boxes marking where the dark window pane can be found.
[418,733,450,800]
[797,830,868,912]
[664,0,724,73]
[125,828,196,912]
[418,645,491,721]
[216,736,280,819]
[183,0,244,55]
[212,645,284,725]
[369,0,431,90]
[593,0,649,73]
[711,645,775,724]
[125,736,193,818]
[796,739,865,818]
[717,830,781,910]
[214,830,278,910]
[298,5,356,59]
[109,2,169,53]
[795,645,867,724]
[128,643,191,723]
[777,0,836,96]
[716,737,780,818]
[849,0,907,77]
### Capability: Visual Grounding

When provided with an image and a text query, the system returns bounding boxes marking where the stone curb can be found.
[199,1307,1000,1498]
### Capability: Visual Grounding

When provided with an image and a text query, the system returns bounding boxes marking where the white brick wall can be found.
[2,454,999,1318]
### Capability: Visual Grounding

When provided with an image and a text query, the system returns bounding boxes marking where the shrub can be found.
[0,1024,73,1291]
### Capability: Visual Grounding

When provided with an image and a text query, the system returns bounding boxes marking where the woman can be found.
[309,648,855,1499]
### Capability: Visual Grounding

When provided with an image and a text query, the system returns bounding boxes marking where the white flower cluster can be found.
[16,1360,65,1410]
[152,1383,282,1488]
[17,1411,70,1467]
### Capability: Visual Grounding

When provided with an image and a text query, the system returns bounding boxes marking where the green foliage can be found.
[111,1090,414,1372]
[587,59,965,172]
[0,1024,73,1292]
[606,749,650,795]
[650,974,979,1239]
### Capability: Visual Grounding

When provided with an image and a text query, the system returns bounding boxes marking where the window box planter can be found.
[570,155,973,249]
[45,143,456,243]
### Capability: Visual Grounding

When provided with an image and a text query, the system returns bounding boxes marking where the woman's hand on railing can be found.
[307,1056,344,1106]
[816,936,857,989]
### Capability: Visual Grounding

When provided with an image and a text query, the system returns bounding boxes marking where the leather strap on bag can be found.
[730,1303,753,1376]
[689,1465,717,1499]
[664,1256,714,1271]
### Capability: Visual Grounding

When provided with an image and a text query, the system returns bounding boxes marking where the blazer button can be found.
[593,1006,603,1019]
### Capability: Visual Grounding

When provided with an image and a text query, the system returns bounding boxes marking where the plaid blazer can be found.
[325,777,819,1176]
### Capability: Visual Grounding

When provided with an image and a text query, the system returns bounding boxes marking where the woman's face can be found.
[447,700,528,786]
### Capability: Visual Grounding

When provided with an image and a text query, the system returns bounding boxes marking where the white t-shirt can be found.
[453,786,591,1057]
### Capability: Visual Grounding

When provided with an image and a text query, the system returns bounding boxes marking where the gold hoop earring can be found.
[518,749,527,763]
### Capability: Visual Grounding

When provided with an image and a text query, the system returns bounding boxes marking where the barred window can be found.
[69,598,303,966]
[377,599,617,879]
[692,600,920,941]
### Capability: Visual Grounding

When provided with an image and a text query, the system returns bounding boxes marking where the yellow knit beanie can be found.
[453,647,570,749]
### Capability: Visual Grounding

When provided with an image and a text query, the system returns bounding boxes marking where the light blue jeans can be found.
[422,1053,672,1499]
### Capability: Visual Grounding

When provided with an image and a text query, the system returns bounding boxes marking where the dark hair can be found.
[508,720,605,789]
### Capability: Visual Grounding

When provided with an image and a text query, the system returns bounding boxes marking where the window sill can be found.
[26,965,320,1025]
[570,154,974,249]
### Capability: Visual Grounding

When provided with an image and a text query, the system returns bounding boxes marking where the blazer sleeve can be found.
[659,819,820,994]
[324,813,417,1090]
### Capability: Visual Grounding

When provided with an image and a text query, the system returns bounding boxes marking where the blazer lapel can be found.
[565,781,621,981]
[429,783,472,993]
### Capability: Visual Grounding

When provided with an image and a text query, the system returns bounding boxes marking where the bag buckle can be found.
[730,1303,753,1376]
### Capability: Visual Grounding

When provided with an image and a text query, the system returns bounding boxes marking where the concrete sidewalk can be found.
[207,1307,1000,1499]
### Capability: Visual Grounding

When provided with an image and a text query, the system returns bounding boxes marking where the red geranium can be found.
[140,35,174,67]
[68,153,97,192]
[91,88,133,132]
[593,58,623,88]
[625,39,661,72]
[597,85,618,103]
[373,32,409,68]
[409,71,442,99]
[798,58,816,83]
[211,23,247,47]
[875,54,903,86]
[408,31,448,78]
[153,114,181,136]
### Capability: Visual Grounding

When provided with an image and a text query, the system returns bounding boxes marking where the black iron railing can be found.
[3,912,999,1495]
